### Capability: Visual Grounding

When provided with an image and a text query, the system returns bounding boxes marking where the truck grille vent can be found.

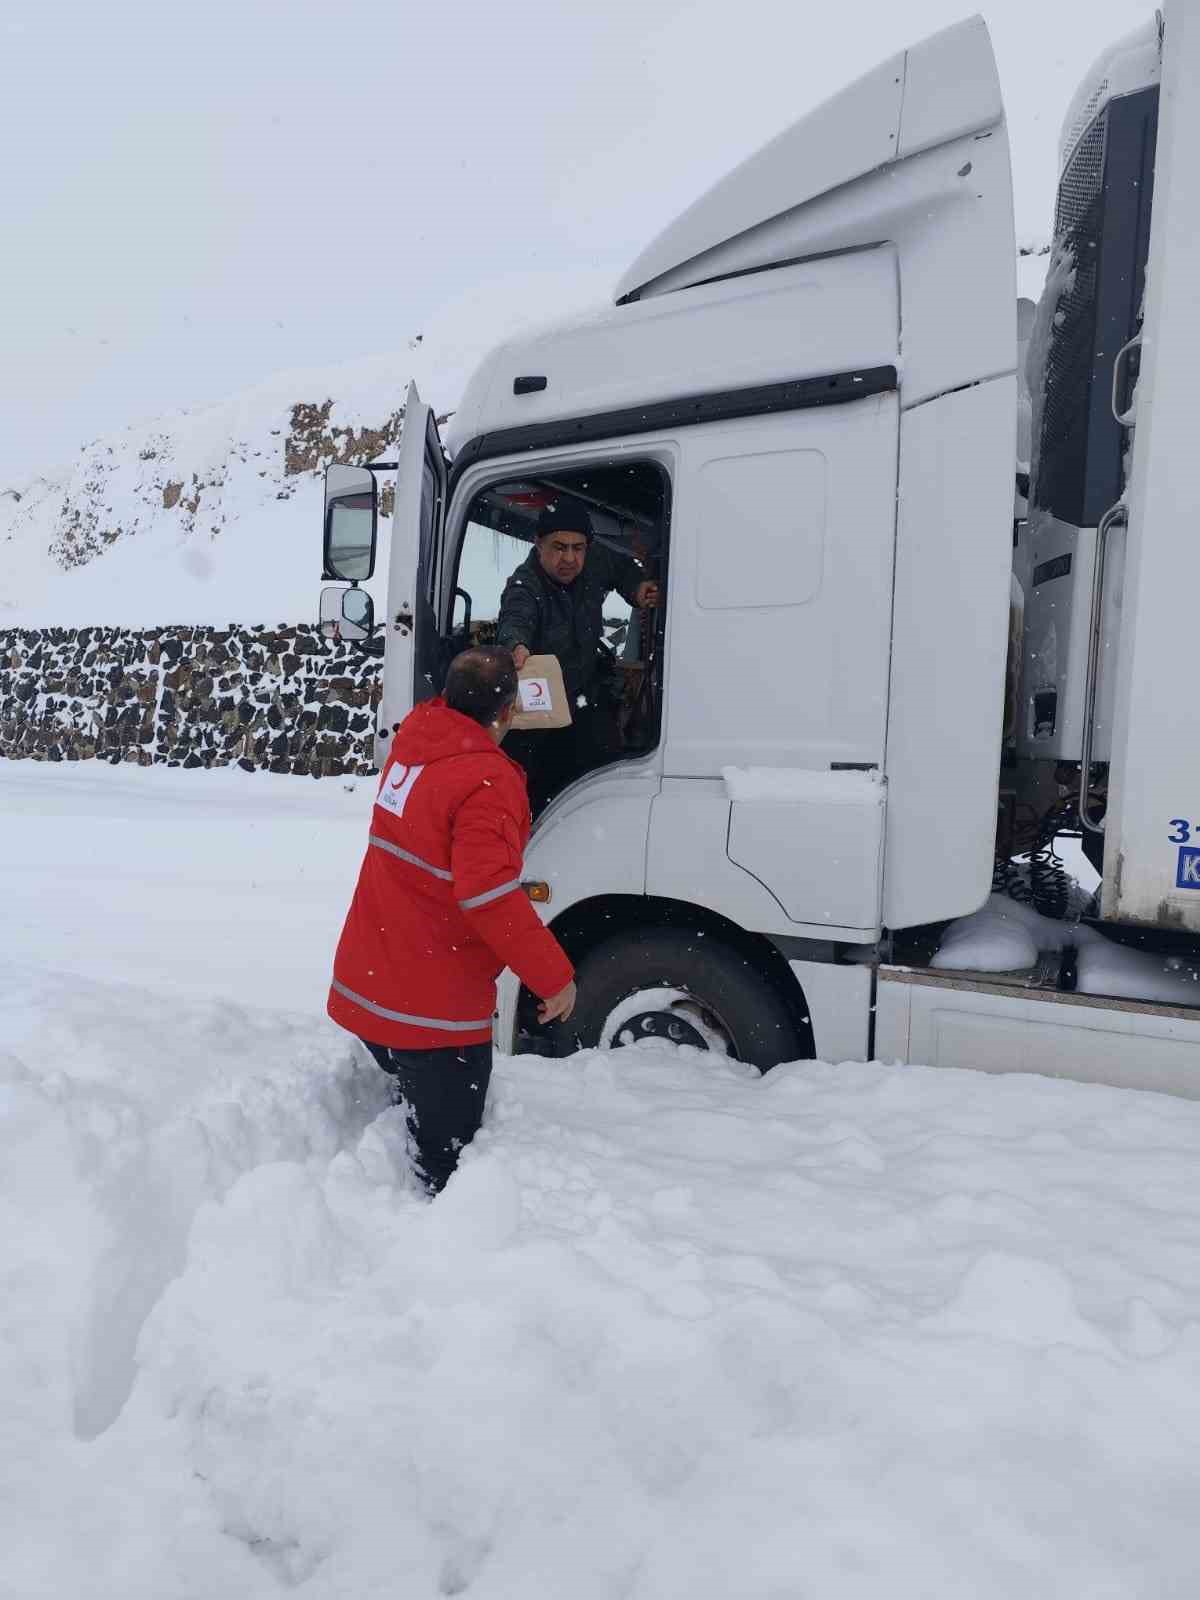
[1032,88,1158,529]
[1035,117,1106,525]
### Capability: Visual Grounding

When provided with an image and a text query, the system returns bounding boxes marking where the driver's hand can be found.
[512,645,531,670]
[635,581,660,609]
[538,980,577,1025]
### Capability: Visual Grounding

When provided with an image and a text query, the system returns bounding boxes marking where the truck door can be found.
[663,390,898,778]
[649,383,898,938]
[379,382,447,750]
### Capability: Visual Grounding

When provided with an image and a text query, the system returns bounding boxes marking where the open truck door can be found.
[378,381,448,757]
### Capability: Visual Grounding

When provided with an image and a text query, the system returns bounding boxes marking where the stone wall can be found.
[0,624,382,776]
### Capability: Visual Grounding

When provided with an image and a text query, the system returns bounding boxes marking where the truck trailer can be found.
[320,5,1200,1098]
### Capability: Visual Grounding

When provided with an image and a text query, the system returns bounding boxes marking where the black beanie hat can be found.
[537,496,593,540]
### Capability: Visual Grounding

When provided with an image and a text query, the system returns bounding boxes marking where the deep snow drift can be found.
[4,759,1200,1597]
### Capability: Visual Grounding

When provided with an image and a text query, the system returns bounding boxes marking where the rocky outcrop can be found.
[41,399,405,574]
[283,400,404,482]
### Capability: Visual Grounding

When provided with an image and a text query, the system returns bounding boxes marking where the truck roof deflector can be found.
[615,14,1002,305]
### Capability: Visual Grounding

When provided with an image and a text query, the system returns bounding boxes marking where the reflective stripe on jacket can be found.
[328,699,574,1050]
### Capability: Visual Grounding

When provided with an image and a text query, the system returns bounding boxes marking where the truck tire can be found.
[554,926,809,1072]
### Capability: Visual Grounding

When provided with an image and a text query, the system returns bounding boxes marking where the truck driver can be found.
[496,495,659,814]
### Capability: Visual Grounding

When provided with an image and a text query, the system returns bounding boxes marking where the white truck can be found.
[320,6,1200,1097]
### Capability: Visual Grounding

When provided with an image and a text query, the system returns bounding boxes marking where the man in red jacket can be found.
[328,647,576,1193]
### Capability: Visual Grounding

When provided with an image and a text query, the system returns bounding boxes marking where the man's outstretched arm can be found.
[450,780,575,1006]
[496,572,540,656]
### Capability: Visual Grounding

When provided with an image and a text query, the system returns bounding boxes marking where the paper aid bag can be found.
[511,655,572,731]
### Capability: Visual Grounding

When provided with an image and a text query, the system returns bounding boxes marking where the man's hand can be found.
[512,645,531,670]
[538,979,577,1025]
[634,580,660,609]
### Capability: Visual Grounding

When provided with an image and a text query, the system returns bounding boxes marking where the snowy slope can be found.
[0,272,614,630]
[1,352,409,629]
[4,758,1200,1599]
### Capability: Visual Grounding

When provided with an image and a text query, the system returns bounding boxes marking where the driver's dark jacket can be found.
[496,543,645,702]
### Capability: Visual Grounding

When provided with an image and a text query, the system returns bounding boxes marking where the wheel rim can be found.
[599,985,737,1057]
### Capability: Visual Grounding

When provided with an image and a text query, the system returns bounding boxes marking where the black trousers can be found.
[361,1039,493,1194]
[506,696,622,817]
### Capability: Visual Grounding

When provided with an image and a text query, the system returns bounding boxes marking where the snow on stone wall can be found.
[0,624,381,776]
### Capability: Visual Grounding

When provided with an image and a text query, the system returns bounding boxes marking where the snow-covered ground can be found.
[5,760,1200,1598]
[1,761,366,1010]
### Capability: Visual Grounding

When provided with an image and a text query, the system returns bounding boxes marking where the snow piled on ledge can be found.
[935,891,1200,1007]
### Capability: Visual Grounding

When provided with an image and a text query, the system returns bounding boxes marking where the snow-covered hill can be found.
[1,354,400,628]
[0,273,615,630]
[0,340,471,631]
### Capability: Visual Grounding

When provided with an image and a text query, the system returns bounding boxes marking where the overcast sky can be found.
[1,0,1158,485]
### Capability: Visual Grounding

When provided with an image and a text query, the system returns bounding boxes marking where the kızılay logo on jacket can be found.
[376,763,425,819]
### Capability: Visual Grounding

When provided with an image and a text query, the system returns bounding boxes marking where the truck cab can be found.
[322,7,1200,1095]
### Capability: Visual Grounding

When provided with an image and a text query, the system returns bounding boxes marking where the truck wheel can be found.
[556,927,809,1072]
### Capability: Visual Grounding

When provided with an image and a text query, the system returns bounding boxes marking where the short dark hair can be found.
[444,646,519,726]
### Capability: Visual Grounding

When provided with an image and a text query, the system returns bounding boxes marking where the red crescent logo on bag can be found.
[389,764,410,790]
[529,681,546,698]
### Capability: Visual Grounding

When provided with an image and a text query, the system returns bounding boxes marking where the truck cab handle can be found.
[1079,500,1129,836]
[1111,333,1142,428]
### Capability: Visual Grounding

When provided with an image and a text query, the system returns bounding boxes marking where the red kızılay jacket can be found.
[328,698,574,1050]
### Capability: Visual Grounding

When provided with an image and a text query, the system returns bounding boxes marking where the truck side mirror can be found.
[323,464,377,581]
[320,584,375,642]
